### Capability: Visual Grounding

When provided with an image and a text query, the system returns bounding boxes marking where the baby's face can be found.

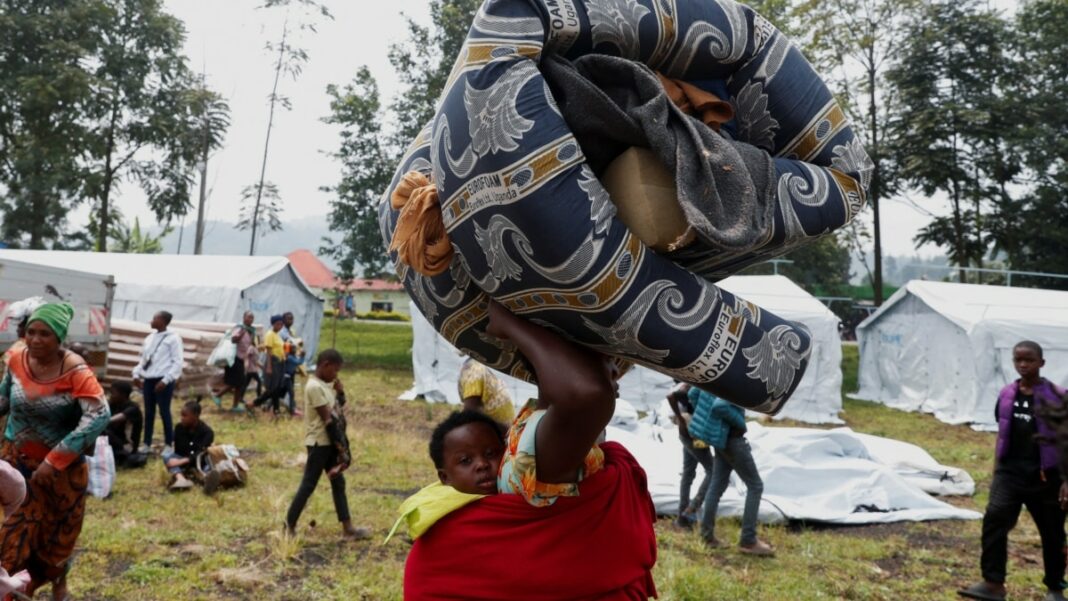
[437,423,505,495]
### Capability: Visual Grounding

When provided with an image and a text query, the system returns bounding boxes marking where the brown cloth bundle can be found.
[389,172,454,276]
[655,73,734,132]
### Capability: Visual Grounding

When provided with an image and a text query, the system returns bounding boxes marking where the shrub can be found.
[356,311,410,322]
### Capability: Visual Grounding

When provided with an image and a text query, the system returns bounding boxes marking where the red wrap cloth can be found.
[404,442,658,600]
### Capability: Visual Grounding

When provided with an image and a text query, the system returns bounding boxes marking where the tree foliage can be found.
[0,0,101,248]
[237,181,283,238]
[991,0,1068,289]
[243,0,332,255]
[0,0,226,252]
[887,0,1016,282]
[84,0,195,251]
[323,0,480,279]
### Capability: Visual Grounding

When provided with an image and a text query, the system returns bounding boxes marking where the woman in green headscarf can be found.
[0,302,110,601]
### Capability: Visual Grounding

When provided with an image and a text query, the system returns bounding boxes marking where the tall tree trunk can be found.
[28,190,43,249]
[97,103,120,252]
[951,182,966,282]
[867,38,884,305]
[194,115,211,255]
[250,19,288,256]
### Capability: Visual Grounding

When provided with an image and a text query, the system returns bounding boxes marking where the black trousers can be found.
[285,445,350,528]
[981,467,1067,590]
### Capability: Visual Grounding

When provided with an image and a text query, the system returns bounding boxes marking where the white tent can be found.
[854,280,1068,428]
[606,416,980,524]
[406,274,843,423]
[0,250,324,360]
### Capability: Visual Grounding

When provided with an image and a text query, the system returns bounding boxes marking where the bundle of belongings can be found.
[380,0,871,598]
[197,445,250,490]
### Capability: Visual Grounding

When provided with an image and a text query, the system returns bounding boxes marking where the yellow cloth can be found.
[303,375,335,447]
[263,329,285,360]
[458,359,516,425]
[389,171,454,276]
[385,482,486,542]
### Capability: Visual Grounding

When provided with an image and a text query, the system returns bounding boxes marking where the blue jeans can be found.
[161,450,187,475]
[143,378,175,446]
[700,436,763,546]
[679,435,713,518]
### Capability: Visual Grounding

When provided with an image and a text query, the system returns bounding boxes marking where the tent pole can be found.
[332,287,339,349]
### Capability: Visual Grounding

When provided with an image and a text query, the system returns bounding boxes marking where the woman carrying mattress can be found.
[395,300,657,601]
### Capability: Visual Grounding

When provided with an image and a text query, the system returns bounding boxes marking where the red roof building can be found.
[286,249,337,291]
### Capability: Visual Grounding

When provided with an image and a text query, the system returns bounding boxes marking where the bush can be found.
[356,311,410,322]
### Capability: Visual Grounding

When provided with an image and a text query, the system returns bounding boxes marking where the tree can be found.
[887,0,1016,282]
[321,69,395,279]
[244,0,332,255]
[237,181,283,240]
[0,0,100,248]
[323,0,479,279]
[992,0,1068,289]
[181,82,231,255]
[83,0,196,252]
[109,215,171,253]
[820,0,920,304]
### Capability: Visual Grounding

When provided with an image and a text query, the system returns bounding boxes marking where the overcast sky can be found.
[99,0,1017,258]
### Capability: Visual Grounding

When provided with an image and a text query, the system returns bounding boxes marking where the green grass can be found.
[59,338,1053,600]
[318,319,413,370]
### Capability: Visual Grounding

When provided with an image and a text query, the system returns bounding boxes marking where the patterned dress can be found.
[497,400,605,507]
[0,348,108,584]
[458,358,516,426]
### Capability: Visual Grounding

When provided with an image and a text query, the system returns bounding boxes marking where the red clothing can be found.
[404,442,658,601]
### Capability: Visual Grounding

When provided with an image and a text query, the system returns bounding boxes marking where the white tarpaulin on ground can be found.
[854,280,1068,428]
[607,414,980,525]
[0,249,324,360]
[405,275,843,422]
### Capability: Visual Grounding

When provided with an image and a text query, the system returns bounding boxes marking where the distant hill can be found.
[156,215,340,268]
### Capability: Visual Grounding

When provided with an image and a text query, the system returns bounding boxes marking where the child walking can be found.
[688,387,774,557]
[285,349,369,539]
[959,341,1068,601]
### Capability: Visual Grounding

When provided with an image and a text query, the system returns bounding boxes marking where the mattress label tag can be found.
[543,0,580,54]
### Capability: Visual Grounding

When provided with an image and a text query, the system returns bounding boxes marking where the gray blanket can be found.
[541,53,775,254]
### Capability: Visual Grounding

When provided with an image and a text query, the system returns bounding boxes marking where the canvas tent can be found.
[0,255,114,377]
[0,249,324,360]
[606,414,980,524]
[854,280,1068,427]
[406,274,843,423]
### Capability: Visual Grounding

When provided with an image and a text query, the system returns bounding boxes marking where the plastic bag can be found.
[208,333,237,368]
[86,435,115,499]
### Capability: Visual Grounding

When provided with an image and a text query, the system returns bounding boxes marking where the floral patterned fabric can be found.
[497,399,605,507]
[458,358,516,425]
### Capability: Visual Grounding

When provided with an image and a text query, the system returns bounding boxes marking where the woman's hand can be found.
[1059,482,1068,510]
[31,461,56,487]
[166,457,189,469]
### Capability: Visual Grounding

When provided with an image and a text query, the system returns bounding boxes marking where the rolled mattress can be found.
[379,0,871,414]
